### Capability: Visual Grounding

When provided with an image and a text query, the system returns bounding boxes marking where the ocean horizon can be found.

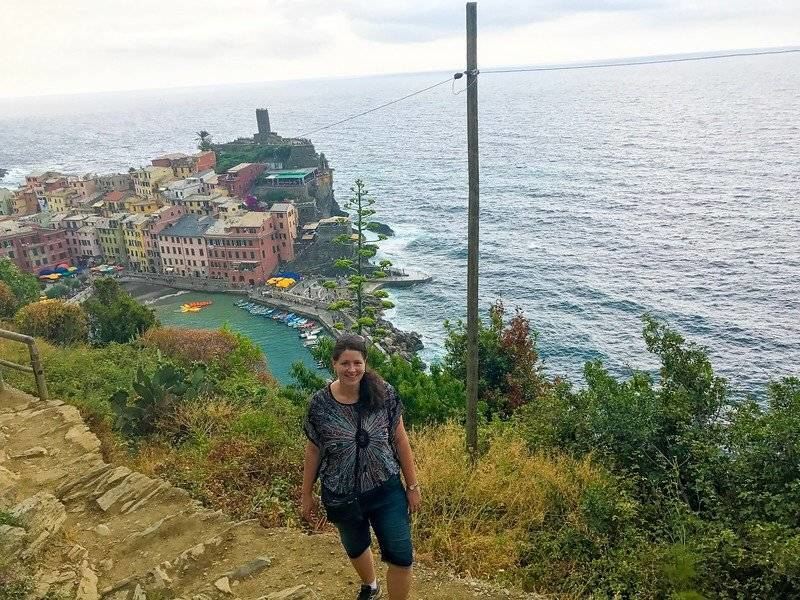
[1,49,798,397]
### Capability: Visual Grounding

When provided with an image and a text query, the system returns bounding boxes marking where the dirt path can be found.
[0,387,538,600]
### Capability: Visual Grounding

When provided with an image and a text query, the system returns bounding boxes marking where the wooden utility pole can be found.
[465,1,480,459]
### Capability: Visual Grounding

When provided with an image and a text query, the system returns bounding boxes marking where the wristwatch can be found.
[407,482,420,492]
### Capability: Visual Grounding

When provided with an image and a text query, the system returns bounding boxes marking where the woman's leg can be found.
[350,546,377,585]
[386,565,412,600]
[335,518,375,586]
[369,481,414,600]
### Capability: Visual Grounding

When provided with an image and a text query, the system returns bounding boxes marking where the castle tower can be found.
[256,108,272,135]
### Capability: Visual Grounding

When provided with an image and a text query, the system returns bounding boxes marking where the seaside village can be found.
[0,110,425,358]
[0,110,350,287]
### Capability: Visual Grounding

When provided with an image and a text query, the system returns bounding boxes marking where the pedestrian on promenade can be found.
[302,334,420,600]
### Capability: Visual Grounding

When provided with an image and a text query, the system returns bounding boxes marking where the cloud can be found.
[1,0,798,97]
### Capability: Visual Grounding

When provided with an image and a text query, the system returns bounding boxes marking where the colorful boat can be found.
[180,300,212,313]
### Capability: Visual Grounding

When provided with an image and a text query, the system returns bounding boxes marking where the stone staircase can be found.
[0,387,536,600]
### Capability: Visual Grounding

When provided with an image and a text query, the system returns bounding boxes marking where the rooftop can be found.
[263,168,316,180]
[123,214,150,226]
[206,211,268,235]
[164,178,199,191]
[154,152,189,161]
[227,163,254,173]
[104,191,132,203]
[159,214,215,238]
[269,203,294,212]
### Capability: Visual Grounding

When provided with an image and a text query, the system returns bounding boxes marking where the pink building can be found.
[152,151,217,178]
[267,203,298,261]
[217,163,266,198]
[0,221,70,273]
[145,205,186,273]
[156,214,214,277]
[67,174,98,199]
[61,215,102,265]
[204,212,284,285]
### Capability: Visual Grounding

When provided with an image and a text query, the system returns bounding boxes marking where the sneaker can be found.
[357,582,382,599]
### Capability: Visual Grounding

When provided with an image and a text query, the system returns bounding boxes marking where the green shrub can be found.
[15,300,88,345]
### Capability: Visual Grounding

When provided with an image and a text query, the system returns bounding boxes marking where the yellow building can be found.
[96,213,128,265]
[122,214,150,271]
[124,196,160,214]
[45,188,79,213]
[132,166,174,199]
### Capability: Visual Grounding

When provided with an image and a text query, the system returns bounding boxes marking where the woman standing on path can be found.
[302,334,422,600]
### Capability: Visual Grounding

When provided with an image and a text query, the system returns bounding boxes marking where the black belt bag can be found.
[322,404,365,524]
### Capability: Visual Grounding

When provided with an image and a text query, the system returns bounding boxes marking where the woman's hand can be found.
[301,491,317,521]
[406,488,422,513]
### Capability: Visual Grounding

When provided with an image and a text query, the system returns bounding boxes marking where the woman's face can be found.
[333,349,366,385]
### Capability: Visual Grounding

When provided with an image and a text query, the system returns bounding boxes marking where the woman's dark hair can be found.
[332,334,386,411]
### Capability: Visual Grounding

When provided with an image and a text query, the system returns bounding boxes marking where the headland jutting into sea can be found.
[0,108,431,365]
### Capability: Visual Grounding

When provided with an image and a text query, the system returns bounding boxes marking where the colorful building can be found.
[122,214,150,272]
[171,191,228,216]
[102,191,135,215]
[124,196,161,214]
[217,163,266,198]
[95,213,129,265]
[95,173,132,194]
[62,215,102,265]
[67,174,97,199]
[267,203,298,262]
[12,188,39,217]
[44,187,80,213]
[0,220,70,273]
[144,205,186,273]
[152,151,216,179]
[132,166,173,199]
[156,214,214,277]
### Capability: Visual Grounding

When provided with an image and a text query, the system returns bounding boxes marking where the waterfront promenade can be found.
[118,273,354,338]
[118,268,430,355]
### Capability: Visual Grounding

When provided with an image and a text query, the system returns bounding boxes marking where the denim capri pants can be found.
[334,475,414,567]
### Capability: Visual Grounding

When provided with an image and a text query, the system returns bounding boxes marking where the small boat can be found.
[180,300,212,313]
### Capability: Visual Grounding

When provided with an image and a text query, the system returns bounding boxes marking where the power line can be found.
[296,48,798,137]
[297,77,454,137]
[482,48,800,74]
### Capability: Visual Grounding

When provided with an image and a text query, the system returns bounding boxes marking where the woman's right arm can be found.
[301,441,321,521]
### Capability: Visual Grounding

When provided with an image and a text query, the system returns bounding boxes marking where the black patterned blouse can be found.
[304,382,404,500]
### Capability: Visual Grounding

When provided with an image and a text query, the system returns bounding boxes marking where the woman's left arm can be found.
[394,417,422,513]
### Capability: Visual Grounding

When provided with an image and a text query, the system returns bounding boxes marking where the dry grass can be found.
[411,422,612,582]
[139,327,239,366]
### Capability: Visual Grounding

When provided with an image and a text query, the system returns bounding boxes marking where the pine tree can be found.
[325,179,394,337]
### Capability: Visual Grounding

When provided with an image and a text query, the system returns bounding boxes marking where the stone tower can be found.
[256,108,272,135]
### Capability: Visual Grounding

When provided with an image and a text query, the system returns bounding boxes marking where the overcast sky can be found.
[3,0,798,98]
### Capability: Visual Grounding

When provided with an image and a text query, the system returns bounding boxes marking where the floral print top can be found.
[304,382,404,500]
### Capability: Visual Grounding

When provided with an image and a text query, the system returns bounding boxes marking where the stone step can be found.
[98,518,248,599]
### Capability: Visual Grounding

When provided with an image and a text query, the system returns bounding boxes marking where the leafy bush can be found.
[84,278,157,345]
[0,282,16,318]
[444,300,549,418]
[0,258,40,309]
[15,300,88,345]
[44,283,69,299]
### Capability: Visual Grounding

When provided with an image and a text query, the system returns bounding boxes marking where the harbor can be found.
[136,287,330,384]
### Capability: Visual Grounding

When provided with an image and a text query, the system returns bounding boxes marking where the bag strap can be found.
[353,403,363,496]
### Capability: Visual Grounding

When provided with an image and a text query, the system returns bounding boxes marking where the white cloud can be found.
[1,0,798,98]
